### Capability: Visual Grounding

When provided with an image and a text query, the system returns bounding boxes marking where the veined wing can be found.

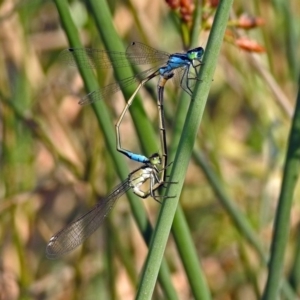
[79,66,160,105]
[125,42,170,65]
[46,179,131,259]
[60,42,170,69]
[60,48,131,69]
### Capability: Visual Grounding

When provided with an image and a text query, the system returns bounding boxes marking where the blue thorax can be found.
[158,47,204,76]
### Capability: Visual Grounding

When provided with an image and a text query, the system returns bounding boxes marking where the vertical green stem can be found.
[136,1,233,299]
[262,81,300,299]
[53,0,179,298]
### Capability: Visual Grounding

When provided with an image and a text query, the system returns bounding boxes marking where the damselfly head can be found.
[187,47,204,60]
[149,153,161,165]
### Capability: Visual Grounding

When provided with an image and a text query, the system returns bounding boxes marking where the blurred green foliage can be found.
[0,0,299,299]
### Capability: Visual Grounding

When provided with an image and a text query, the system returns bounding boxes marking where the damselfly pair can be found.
[46,42,204,259]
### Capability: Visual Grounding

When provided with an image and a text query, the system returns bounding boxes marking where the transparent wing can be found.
[46,180,131,259]
[60,48,131,69]
[171,65,200,96]
[79,66,160,105]
[60,42,170,70]
[172,67,186,88]
[181,65,201,95]
[126,42,170,65]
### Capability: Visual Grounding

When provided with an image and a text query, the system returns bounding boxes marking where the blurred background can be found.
[0,0,299,299]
